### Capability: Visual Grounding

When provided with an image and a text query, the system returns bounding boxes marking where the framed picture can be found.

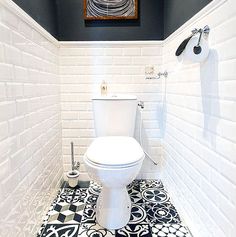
[84,0,138,20]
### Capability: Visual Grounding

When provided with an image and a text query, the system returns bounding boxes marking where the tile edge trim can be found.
[0,0,59,47]
[163,0,229,44]
[59,41,163,48]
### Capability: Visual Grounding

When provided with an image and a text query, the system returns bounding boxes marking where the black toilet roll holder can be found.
[175,25,210,57]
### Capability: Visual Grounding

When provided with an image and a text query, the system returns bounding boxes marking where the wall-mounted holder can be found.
[176,25,210,57]
[191,25,210,40]
[145,70,168,80]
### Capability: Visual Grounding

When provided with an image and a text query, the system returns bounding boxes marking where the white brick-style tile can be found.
[0,24,12,44]
[60,43,163,181]
[162,1,236,237]
[123,47,141,56]
[0,2,62,237]
[0,43,5,62]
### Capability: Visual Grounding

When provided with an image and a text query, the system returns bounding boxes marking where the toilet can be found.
[83,94,145,230]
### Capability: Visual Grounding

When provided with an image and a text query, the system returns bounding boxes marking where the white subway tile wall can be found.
[162,0,236,236]
[59,43,163,180]
[1,0,236,237]
[0,2,62,237]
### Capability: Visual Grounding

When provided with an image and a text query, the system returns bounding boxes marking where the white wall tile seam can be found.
[165,115,236,161]
[166,99,236,122]
[164,129,236,191]
[166,109,236,144]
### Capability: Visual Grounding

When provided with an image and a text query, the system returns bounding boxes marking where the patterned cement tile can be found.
[37,180,191,237]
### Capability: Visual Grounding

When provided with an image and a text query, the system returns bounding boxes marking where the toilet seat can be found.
[84,156,142,169]
[83,136,145,229]
[85,136,144,167]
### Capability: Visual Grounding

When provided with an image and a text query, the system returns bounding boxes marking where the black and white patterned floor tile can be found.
[145,202,181,225]
[129,204,148,225]
[37,190,62,236]
[151,224,191,237]
[79,223,115,237]
[142,188,170,204]
[140,180,165,191]
[41,224,80,237]
[128,187,144,205]
[47,202,84,224]
[82,200,97,224]
[57,188,88,204]
[116,224,152,237]
[37,180,191,237]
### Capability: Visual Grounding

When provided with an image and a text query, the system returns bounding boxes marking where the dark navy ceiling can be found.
[13,0,212,41]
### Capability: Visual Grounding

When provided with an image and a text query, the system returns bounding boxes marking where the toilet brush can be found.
[67,142,80,187]
[71,142,75,173]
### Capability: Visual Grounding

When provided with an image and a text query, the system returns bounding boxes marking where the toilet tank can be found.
[92,94,137,137]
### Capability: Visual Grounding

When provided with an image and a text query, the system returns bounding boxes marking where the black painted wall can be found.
[13,0,212,41]
[56,0,164,41]
[13,0,58,38]
[164,0,212,38]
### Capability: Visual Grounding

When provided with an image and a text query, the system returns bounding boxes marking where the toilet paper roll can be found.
[177,36,210,64]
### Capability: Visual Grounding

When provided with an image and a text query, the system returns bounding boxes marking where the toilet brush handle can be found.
[71,142,75,171]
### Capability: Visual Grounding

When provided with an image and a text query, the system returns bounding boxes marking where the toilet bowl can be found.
[83,94,145,229]
[84,136,144,229]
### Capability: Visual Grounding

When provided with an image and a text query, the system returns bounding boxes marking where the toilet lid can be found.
[85,137,144,166]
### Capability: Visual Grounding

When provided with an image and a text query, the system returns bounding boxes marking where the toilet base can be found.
[96,186,131,229]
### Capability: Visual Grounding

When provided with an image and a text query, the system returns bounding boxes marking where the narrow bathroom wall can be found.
[162,0,236,236]
[59,42,163,180]
[0,1,62,236]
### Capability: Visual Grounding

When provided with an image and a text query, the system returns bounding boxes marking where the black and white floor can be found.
[37,180,191,237]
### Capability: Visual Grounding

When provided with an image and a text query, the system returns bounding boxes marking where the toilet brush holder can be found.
[67,170,80,188]
[67,142,80,188]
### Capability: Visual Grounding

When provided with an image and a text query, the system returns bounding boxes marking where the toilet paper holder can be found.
[175,25,210,57]
[191,25,210,39]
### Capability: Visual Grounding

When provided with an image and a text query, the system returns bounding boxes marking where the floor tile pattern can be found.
[37,180,191,237]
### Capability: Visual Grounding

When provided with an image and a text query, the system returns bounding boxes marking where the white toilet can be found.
[83,94,145,230]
